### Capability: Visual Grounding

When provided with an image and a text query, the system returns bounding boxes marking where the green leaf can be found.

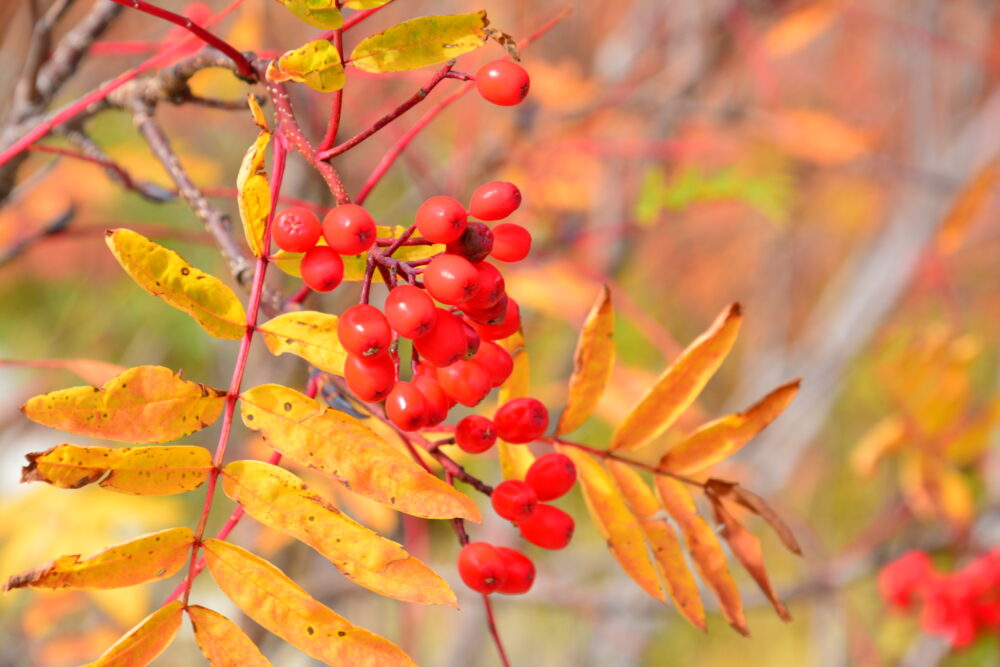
[343,0,393,8]
[275,0,343,29]
[350,12,489,73]
[267,40,345,93]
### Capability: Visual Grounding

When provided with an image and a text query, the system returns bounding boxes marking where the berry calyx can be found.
[384,284,436,339]
[437,359,491,407]
[413,309,468,367]
[322,204,376,255]
[457,542,507,594]
[273,207,322,253]
[491,480,538,522]
[446,221,494,263]
[476,60,530,107]
[466,261,505,309]
[469,181,522,221]
[526,453,577,500]
[490,223,532,262]
[385,381,428,431]
[337,304,391,357]
[495,397,549,443]
[455,415,497,453]
[344,352,396,402]
[423,254,481,305]
[472,341,514,387]
[495,547,535,595]
[518,503,574,550]
[415,195,468,243]
[468,298,521,340]
[300,246,344,292]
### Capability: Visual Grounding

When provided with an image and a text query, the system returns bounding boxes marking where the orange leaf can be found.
[706,479,802,556]
[606,460,706,631]
[656,475,748,635]
[771,109,869,165]
[20,365,226,443]
[202,539,415,666]
[761,0,840,57]
[239,384,480,521]
[556,285,615,435]
[556,446,665,603]
[659,379,800,474]
[22,444,213,495]
[82,600,183,666]
[851,416,905,477]
[4,527,193,591]
[611,303,742,452]
[496,332,536,479]
[188,605,273,667]
[936,158,1000,254]
[0,358,126,385]
[221,460,456,606]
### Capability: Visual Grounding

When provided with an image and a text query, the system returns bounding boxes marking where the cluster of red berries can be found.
[879,548,1000,648]
[475,59,530,107]
[272,203,375,292]
[457,453,578,595]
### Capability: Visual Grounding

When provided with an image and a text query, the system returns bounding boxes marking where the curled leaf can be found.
[350,12,489,73]
[268,40,345,92]
[188,605,273,667]
[83,600,184,667]
[258,311,348,376]
[556,285,615,435]
[275,0,343,29]
[237,130,271,258]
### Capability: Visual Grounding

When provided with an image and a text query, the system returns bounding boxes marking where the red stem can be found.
[108,0,252,77]
[481,593,512,667]
[317,30,345,153]
[27,144,143,191]
[318,0,397,39]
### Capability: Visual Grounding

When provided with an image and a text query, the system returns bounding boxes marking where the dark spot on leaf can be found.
[284,402,292,411]
[180,267,190,276]
[338,631,346,637]
[307,626,315,635]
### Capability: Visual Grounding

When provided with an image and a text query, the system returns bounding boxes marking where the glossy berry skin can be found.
[322,204,376,255]
[300,246,344,292]
[423,254,481,305]
[496,547,535,595]
[469,181,522,221]
[490,223,532,262]
[415,195,467,243]
[472,341,514,387]
[412,375,449,427]
[413,309,468,367]
[468,298,521,340]
[273,207,322,253]
[461,322,481,360]
[344,352,396,401]
[526,453,577,500]
[491,480,538,522]
[495,397,549,443]
[466,262,505,309]
[455,415,497,453]
[457,542,507,594]
[461,294,509,326]
[446,221,494,263]
[518,503,574,550]
[384,284,436,339]
[385,381,428,432]
[437,360,491,407]
[476,60,530,107]
[337,304,391,357]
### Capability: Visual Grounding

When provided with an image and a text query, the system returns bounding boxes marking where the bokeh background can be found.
[2,0,1000,665]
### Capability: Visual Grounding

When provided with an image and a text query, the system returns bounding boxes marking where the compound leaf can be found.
[258,311,348,376]
[557,285,615,435]
[188,605,273,667]
[350,12,489,73]
[83,600,184,667]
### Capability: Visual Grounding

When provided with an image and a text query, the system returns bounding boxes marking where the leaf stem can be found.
[549,437,707,489]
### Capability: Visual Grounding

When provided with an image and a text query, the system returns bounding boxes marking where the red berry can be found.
[322,204,376,255]
[445,221,494,263]
[385,381,428,431]
[468,298,521,340]
[526,453,577,500]
[412,375,450,427]
[423,254,481,305]
[466,262,505,309]
[437,360,491,407]
[518,503,574,550]
[344,352,396,401]
[491,480,538,522]
[476,60,530,107]
[337,304,391,357]
[413,309,467,367]
[455,415,497,453]
[415,195,468,243]
[384,284,436,339]
[469,181,522,221]
[273,207,322,253]
[495,397,548,443]
[879,551,935,610]
[300,246,344,292]
[462,322,482,360]
[473,341,514,387]
[461,294,509,325]
[457,542,507,594]
[495,547,535,594]
[490,223,532,262]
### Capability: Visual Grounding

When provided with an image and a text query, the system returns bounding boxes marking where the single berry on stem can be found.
[455,415,497,453]
[457,542,508,594]
[344,352,396,401]
[495,397,549,443]
[413,309,468,367]
[338,304,392,357]
[526,453,577,500]
[476,60,531,107]
[385,284,437,339]
[518,503,574,550]
[424,254,482,305]
[415,195,468,243]
[385,381,429,431]
[496,547,535,595]
[322,204,376,255]
[273,207,322,253]
[491,480,538,522]
[300,246,344,292]
[469,181,522,221]
[490,223,532,262]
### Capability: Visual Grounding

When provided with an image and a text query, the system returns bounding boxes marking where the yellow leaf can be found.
[258,311,348,376]
[236,131,271,259]
[203,539,415,666]
[21,444,213,495]
[83,600,184,667]
[268,40,345,92]
[606,460,706,631]
[772,109,869,165]
[556,286,615,435]
[106,228,247,340]
[247,93,269,132]
[221,460,456,606]
[936,158,1000,254]
[274,0,342,29]
[350,12,488,73]
[556,446,665,603]
[20,365,227,443]
[937,465,975,529]
[4,527,192,591]
[851,415,905,477]
[761,0,840,57]
[612,303,742,452]
[496,333,536,480]
[660,379,800,474]
[240,384,480,521]
[343,0,392,8]
[188,605,273,667]
[656,476,747,635]
[945,397,1000,465]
